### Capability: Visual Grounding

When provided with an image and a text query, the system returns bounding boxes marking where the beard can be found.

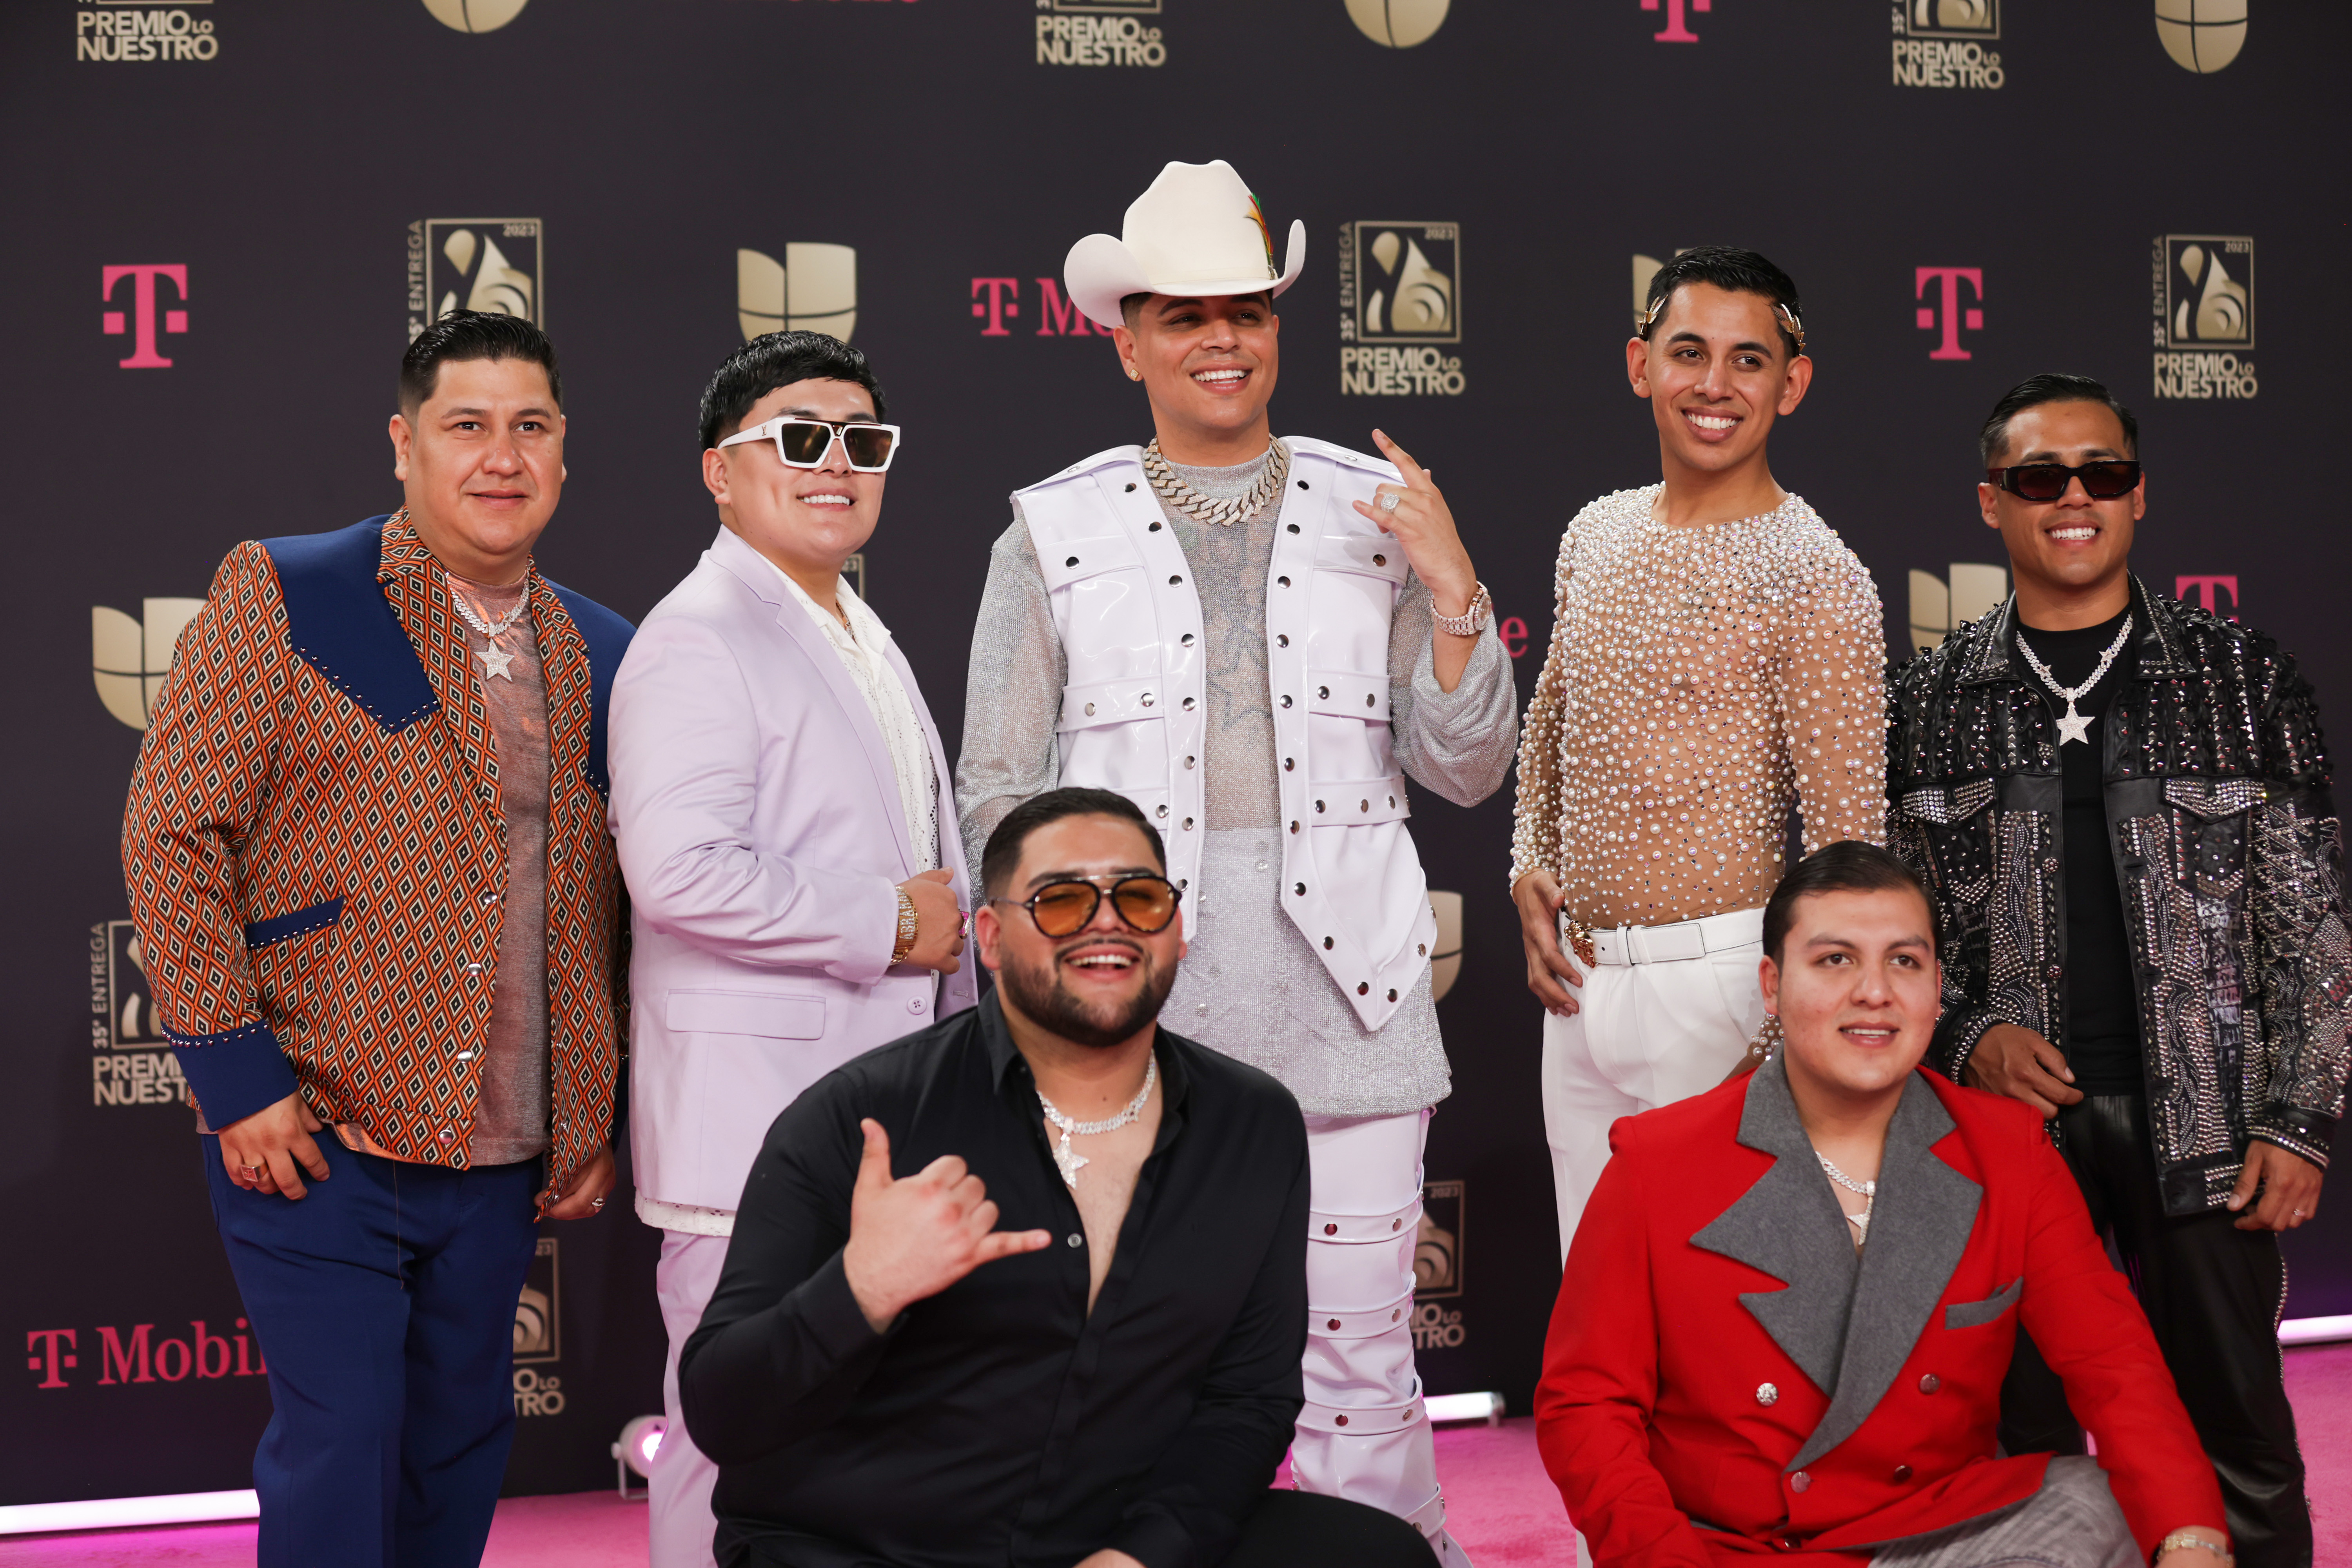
[996,941,1176,1049]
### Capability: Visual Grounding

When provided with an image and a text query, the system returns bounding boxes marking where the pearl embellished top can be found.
[1510,485,1888,929]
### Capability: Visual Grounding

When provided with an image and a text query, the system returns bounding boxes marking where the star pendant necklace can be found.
[2014,615,2134,748]
[446,573,531,682]
[1818,1153,1876,1245]
[1037,1053,1158,1188]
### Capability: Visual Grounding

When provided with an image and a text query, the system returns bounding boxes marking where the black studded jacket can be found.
[1887,577,2346,1215]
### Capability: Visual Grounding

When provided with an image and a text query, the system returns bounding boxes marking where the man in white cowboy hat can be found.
[956,158,1517,1566]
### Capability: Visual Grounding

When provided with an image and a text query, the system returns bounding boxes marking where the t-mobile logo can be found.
[2176,576,2239,615]
[1914,267,1983,361]
[1641,0,1711,42]
[102,265,189,368]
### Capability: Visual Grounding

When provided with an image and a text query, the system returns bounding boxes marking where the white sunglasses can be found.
[717,414,903,473]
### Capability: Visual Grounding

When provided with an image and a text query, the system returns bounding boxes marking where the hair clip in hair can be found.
[1775,302,1808,355]
[1635,289,1806,354]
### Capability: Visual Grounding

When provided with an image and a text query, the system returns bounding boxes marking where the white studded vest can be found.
[1015,437,1436,1031]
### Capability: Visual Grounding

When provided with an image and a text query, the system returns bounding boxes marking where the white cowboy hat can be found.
[1064,159,1307,332]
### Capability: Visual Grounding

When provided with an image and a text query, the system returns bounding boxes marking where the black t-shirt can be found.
[2013,608,2143,1095]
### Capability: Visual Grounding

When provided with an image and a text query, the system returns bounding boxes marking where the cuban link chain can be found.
[1818,1152,1876,1244]
[1141,438,1290,528]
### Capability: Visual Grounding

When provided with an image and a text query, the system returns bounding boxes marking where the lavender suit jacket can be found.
[610,526,978,1214]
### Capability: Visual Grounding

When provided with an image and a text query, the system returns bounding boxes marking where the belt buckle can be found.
[1563,919,1597,968]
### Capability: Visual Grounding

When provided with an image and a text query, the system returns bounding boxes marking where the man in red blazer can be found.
[1535,842,2231,1566]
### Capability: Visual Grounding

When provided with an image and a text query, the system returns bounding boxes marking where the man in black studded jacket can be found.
[1887,374,2345,1568]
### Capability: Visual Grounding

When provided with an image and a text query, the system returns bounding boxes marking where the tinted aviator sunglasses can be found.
[990,875,1183,938]
[1985,460,2142,502]
[717,414,902,473]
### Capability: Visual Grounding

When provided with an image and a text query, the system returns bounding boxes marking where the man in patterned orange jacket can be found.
[122,311,633,1568]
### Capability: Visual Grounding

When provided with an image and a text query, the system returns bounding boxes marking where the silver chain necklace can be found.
[1141,438,1290,528]
[1818,1153,1876,1243]
[1037,1054,1158,1188]
[2014,615,2133,749]
[445,572,531,683]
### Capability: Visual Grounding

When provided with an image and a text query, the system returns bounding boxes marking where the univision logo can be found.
[2155,0,2245,73]
[1346,0,1449,47]
[421,0,530,32]
[738,246,857,343]
[1908,563,2009,653]
[93,598,203,730]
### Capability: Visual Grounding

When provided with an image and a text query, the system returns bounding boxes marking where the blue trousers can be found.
[201,1134,542,1568]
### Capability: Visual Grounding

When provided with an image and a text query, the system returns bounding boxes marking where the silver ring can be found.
[591,1196,606,1212]
[239,1164,263,1180]
[1379,492,1400,512]
[2292,1208,2308,1218]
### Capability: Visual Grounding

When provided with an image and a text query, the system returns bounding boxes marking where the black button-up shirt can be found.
[679,992,1310,1568]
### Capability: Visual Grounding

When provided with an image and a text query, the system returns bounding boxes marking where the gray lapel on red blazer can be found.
[1691,1059,1982,1472]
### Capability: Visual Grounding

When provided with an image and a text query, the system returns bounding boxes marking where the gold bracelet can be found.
[891,888,919,965]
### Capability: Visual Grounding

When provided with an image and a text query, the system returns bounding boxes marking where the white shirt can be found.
[771,561,942,874]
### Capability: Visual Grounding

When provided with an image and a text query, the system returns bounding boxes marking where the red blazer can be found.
[1534,1060,2221,1565]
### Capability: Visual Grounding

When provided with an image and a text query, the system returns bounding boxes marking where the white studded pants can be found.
[1294,1109,1459,1552]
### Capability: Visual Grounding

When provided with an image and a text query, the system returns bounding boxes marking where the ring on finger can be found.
[1378,491,1401,513]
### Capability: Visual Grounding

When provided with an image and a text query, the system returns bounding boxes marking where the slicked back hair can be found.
[1978,373,2140,469]
[1640,245,1804,361]
[698,331,887,453]
[399,310,561,414]
[1762,840,1938,962]
[982,788,1165,897]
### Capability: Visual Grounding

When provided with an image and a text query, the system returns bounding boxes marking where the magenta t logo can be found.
[102,265,189,368]
[971,278,1020,337]
[1641,0,1711,42]
[2176,575,2239,614]
[1914,267,1984,361]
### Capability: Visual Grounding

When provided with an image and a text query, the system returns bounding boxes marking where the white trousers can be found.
[1295,1109,1469,1566]
[1540,934,1766,1263]
[651,1229,728,1568]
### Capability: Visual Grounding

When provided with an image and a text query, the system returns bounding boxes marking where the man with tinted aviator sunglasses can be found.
[609,330,972,1568]
[1887,372,2344,1567]
[677,788,1438,1568]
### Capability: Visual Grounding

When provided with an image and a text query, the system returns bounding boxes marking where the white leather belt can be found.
[1576,906,1764,967]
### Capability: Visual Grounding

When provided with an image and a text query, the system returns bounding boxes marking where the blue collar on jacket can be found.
[261,515,634,795]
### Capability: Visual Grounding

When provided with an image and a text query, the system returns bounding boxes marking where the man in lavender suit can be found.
[609,332,975,1568]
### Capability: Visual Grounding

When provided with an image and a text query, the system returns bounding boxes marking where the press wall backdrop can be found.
[3,0,2346,1506]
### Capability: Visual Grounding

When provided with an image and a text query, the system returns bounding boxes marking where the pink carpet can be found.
[8,1344,2349,1566]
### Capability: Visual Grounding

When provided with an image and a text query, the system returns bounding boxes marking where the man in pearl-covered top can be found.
[1510,248,1887,1279]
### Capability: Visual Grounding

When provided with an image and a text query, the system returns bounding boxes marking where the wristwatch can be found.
[1431,581,1492,638]
[891,887,920,965]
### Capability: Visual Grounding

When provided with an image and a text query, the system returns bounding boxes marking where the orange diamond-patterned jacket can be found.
[122,514,634,1187]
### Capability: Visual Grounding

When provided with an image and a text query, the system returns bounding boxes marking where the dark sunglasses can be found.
[990,875,1182,938]
[717,414,902,473]
[1985,461,2142,502]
